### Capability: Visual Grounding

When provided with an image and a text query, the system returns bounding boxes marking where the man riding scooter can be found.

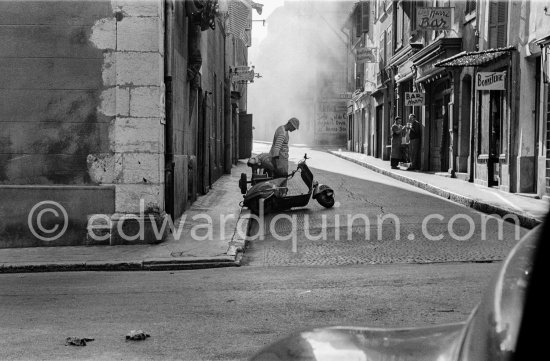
[270,117,300,183]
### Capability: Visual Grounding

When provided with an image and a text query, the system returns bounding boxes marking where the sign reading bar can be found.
[356,47,377,63]
[416,7,452,31]
[476,72,506,90]
[404,92,425,106]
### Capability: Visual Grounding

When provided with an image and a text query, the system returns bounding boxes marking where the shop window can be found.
[489,92,503,157]
[348,114,353,141]
[489,0,507,48]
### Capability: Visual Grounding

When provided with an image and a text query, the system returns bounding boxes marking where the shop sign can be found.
[338,92,353,99]
[356,47,378,63]
[476,72,506,90]
[416,7,453,31]
[404,92,425,106]
[315,101,347,135]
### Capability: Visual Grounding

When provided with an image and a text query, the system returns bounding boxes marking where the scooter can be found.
[239,154,335,215]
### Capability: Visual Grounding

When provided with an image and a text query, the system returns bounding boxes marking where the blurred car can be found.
[250,213,548,361]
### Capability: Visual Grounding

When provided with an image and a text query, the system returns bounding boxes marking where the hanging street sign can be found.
[476,72,506,90]
[232,70,255,82]
[337,92,353,99]
[416,7,453,31]
[233,65,250,72]
[356,47,378,63]
[404,92,425,106]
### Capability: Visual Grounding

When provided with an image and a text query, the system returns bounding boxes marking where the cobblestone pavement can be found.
[243,146,528,267]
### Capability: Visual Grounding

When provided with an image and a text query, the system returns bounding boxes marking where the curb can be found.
[329,151,542,229]
[0,260,240,273]
[226,208,252,265]
[0,210,252,274]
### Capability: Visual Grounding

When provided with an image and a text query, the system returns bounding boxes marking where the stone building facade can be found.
[345,0,550,200]
[0,0,252,247]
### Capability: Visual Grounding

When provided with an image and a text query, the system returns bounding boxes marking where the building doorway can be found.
[488,91,503,187]
[430,92,450,172]
[375,105,383,158]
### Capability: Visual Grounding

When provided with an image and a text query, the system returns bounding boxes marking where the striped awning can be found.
[435,46,516,68]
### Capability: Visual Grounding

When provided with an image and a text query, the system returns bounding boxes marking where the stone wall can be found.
[89,0,165,214]
[0,0,166,247]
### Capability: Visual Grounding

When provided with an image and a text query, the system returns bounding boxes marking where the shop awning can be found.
[434,46,516,68]
[415,68,446,84]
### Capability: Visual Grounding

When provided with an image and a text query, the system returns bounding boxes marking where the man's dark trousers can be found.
[409,139,421,170]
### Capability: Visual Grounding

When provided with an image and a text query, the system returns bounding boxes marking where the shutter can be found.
[396,2,403,48]
[379,30,385,65]
[355,5,362,37]
[386,27,392,60]
[379,0,385,19]
[488,0,498,48]
[496,1,508,47]
[361,1,370,33]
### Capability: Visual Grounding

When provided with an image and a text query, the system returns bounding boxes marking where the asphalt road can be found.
[0,145,526,360]
[245,144,527,266]
[0,264,499,361]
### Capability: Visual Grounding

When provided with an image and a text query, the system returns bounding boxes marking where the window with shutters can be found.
[356,63,365,90]
[361,1,370,34]
[377,30,386,86]
[489,0,507,48]
[355,4,362,37]
[379,30,386,66]
[386,27,393,61]
[396,1,404,50]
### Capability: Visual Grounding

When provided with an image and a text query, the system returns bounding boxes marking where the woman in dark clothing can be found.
[390,116,403,169]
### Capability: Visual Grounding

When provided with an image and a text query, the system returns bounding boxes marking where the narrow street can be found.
[0,146,525,360]
[1,1,548,360]
[244,144,526,267]
[0,264,499,361]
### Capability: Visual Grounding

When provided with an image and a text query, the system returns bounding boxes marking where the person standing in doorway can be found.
[407,114,422,171]
[271,117,299,178]
[390,116,403,169]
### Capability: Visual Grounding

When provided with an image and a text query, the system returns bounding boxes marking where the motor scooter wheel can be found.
[316,193,335,208]
[239,173,248,195]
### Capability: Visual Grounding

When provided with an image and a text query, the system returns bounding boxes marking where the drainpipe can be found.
[164,0,175,216]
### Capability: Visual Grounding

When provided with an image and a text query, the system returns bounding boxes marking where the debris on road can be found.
[65,337,95,346]
[126,330,150,341]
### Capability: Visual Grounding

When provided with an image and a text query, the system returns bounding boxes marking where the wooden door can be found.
[441,94,450,171]
[376,105,383,158]
[430,98,444,171]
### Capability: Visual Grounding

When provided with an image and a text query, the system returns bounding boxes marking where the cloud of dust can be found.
[248,0,354,146]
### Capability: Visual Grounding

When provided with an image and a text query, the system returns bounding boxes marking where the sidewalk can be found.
[0,162,251,273]
[329,150,548,229]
